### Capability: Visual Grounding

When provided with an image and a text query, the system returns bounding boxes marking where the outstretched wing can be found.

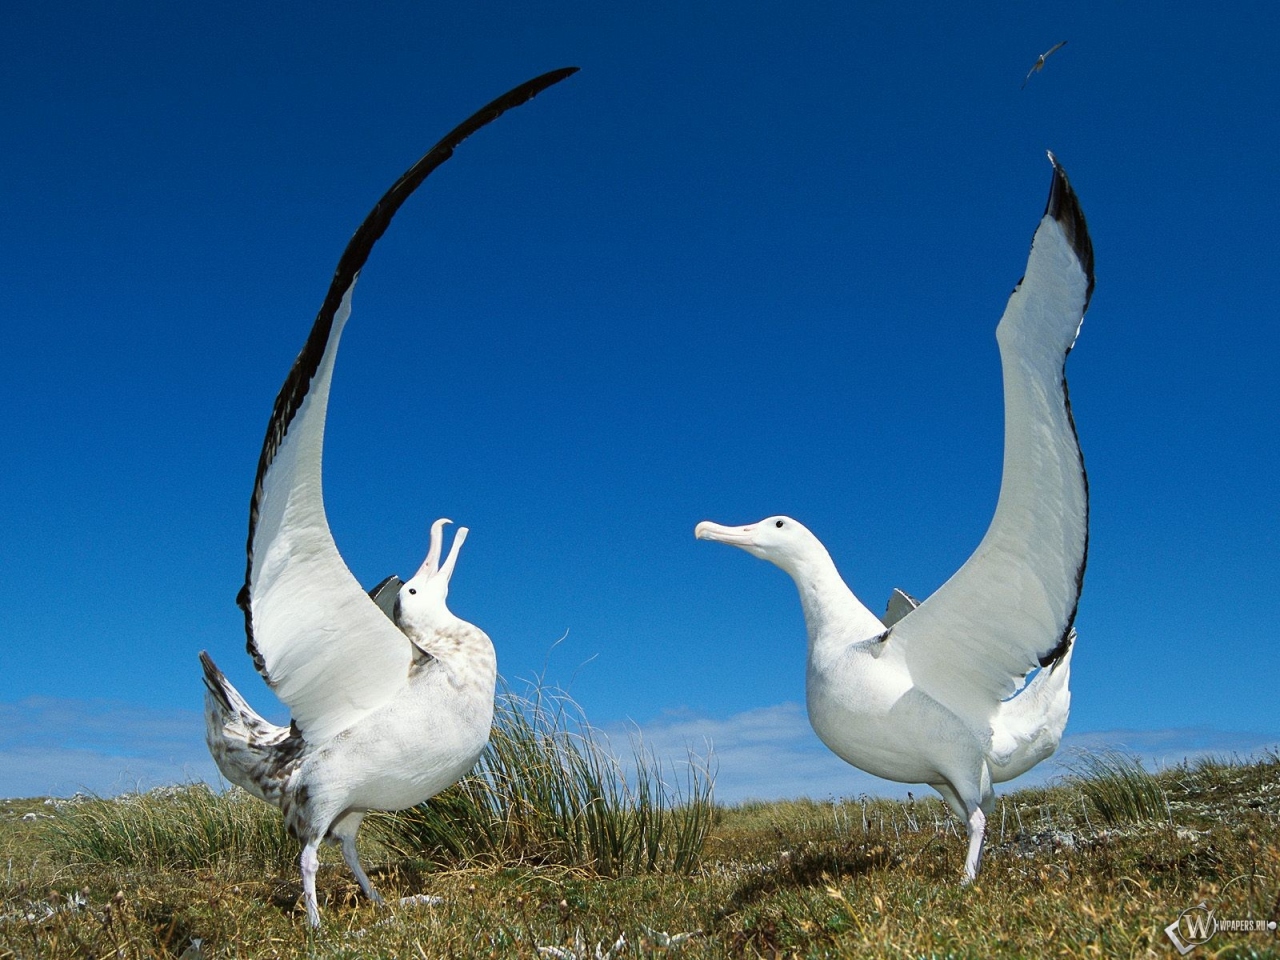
[886,155,1093,730]
[1023,41,1067,88]
[237,68,578,743]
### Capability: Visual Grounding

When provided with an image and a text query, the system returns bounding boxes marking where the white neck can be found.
[401,601,460,638]
[782,545,885,661]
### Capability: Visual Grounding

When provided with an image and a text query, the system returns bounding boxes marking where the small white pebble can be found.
[396,894,444,908]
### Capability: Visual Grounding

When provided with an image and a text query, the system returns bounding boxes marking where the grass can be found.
[2,750,1277,958]
[370,684,715,876]
[40,784,296,873]
[1065,750,1172,826]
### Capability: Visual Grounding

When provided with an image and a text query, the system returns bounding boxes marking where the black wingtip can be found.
[323,66,580,308]
[1038,626,1075,670]
[1044,152,1095,310]
[238,69,578,682]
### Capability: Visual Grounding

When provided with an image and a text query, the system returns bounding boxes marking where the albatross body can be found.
[696,155,1093,882]
[198,68,576,927]
[1023,41,1068,88]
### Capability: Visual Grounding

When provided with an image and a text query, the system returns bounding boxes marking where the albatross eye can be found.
[775,520,784,528]
[408,588,417,595]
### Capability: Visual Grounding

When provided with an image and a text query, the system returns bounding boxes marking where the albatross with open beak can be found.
[198,67,577,927]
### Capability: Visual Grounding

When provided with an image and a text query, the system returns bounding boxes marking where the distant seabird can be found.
[697,154,1093,882]
[1023,41,1068,88]
[199,67,577,927]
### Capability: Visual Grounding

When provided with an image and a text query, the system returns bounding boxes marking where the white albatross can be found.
[696,154,1093,882]
[198,67,577,927]
[1023,40,1068,89]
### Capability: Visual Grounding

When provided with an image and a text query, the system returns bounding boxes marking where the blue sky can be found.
[2,1,1277,800]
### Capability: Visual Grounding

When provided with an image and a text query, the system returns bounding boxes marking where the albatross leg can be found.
[330,811,382,904]
[300,838,322,927]
[981,791,996,818]
[932,780,987,883]
[964,765,998,882]
[961,806,987,883]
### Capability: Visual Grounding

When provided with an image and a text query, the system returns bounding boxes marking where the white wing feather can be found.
[246,286,412,743]
[886,157,1093,730]
[235,68,580,744]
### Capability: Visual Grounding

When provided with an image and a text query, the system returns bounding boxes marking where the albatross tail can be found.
[199,651,304,806]
[987,631,1074,784]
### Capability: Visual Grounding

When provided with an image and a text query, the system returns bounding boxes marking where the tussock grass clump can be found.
[43,783,294,871]
[371,685,714,875]
[1066,750,1172,825]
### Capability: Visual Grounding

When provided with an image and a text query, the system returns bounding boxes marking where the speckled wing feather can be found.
[886,154,1093,729]
[199,651,303,804]
[237,68,577,743]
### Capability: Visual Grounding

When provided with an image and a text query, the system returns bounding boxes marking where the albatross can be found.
[198,67,577,927]
[696,154,1093,882]
[1022,41,1068,89]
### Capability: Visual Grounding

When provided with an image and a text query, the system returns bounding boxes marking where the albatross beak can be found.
[438,525,468,584]
[694,520,758,547]
[417,518,454,577]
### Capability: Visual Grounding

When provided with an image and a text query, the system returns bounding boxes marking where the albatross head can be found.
[694,516,823,575]
[396,518,468,632]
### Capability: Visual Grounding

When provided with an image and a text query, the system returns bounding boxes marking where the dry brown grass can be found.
[3,751,1278,958]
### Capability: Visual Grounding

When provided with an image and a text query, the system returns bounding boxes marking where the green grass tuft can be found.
[1065,750,1172,826]
[42,783,295,871]
[370,683,715,875]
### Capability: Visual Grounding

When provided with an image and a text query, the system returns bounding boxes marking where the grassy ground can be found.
[2,752,1278,958]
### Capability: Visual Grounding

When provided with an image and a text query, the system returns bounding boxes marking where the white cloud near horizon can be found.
[611,706,1280,803]
[0,697,218,798]
[1,695,1275,803]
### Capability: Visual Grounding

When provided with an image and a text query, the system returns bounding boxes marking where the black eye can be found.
[775,520,784,528]
[408,588,417,595]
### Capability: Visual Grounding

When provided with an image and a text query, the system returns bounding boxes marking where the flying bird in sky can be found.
[697,153,1094,883]
[199,66,577,928]
[1023,41,1068,88]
